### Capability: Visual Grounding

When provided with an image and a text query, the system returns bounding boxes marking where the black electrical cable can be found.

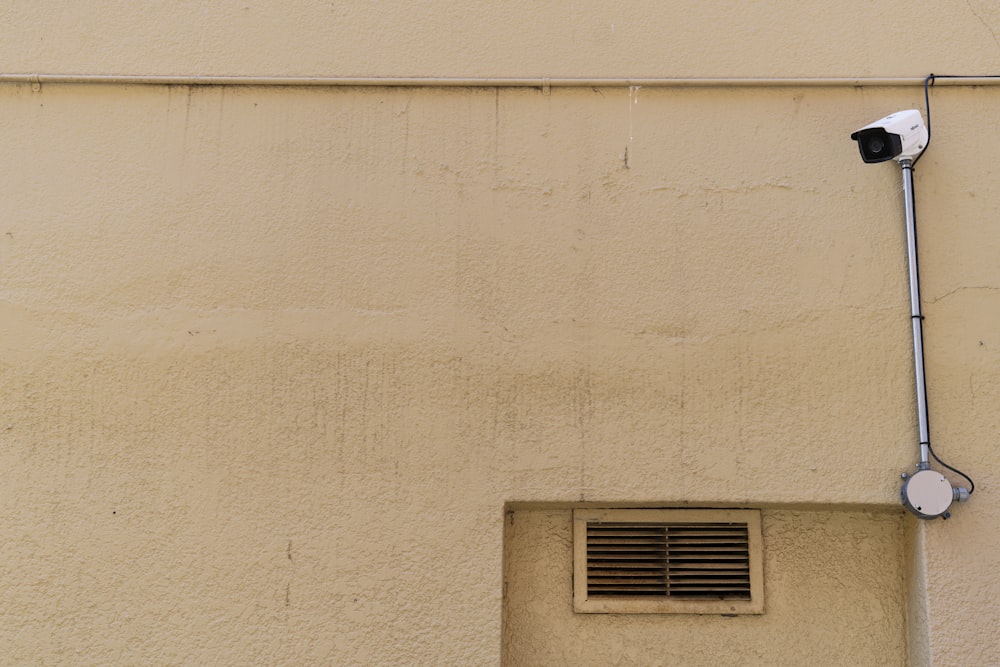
[929,443,975,494]
[910,73,934,169]
[910,72,977,493]
[915,73,1000,169]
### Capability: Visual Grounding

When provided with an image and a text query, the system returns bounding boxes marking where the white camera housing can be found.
[850,109,928,163]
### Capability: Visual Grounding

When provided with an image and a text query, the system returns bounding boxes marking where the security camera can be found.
[850,109,928,163]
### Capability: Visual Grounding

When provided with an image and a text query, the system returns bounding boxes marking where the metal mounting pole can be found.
[900,158,930,467]
[897,155,971,518]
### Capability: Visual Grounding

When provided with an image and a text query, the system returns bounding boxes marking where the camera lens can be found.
[866,137,885,154]
[851,127,900,163]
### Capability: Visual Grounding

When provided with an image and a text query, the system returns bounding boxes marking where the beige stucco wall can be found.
[504,508,908,666]
[1,3,999,665]
[2,1,1000,78]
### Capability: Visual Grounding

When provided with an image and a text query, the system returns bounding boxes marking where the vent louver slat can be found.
[586,521,751,600]
[574,509,763,614]
[586,523,667,596]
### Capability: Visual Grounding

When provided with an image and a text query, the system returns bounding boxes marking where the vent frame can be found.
[573,508,764,614]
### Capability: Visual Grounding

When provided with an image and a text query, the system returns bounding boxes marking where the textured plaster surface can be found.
[2,1,1000,78]
[504,509,908,666]
[904,89,1000,666]
[0,4,999,663]
[906,520,931,667]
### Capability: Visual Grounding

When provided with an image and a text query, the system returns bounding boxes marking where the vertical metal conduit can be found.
[900,158,930,467]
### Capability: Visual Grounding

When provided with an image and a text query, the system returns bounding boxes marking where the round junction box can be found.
[901,469,954,519]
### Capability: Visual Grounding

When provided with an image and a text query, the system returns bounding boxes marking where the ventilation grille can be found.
[586,521,751,599]
[573,509,763,614]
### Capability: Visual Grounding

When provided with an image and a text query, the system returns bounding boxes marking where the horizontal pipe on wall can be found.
[4,74,1000,89]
